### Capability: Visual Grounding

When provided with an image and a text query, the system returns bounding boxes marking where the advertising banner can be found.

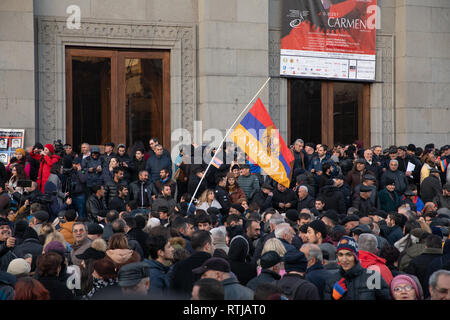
[280,0,377,81]
[0,129,25,165]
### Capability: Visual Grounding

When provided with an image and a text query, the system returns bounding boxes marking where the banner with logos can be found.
[280,0,377,81]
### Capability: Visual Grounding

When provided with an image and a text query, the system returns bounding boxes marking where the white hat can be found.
[7,258,31,276]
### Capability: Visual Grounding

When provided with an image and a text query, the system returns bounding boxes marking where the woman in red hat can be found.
[37,144,61,193]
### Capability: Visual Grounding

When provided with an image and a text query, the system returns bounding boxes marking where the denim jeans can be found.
[72,193,86,219]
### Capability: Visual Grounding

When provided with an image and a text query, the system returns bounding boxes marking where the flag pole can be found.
[187,77,271,213]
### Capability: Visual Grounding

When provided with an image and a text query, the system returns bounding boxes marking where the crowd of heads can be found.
[0,138,449,300]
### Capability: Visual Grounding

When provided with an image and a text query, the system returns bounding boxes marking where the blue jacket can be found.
[379,222,403,246]
[144,258,170,294]
[309,154,336,174]
[145,154,173,183]
[81,156,104,187]
[305,262,333,299]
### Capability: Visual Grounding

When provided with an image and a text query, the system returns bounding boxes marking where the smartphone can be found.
[17,180,32,188]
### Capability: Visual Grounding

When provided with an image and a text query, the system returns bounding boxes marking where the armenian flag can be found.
[211,154,223,169]
[229,98,294,187]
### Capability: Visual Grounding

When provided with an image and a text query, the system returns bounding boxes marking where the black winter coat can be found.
[13,237,43,271]
[228,236,257,285]
[305,262,334,299]
[116,153,135,184]
[272,188,298,213]
[275,273,320,300]
[86,195,108,221]
[128,180,157,207]
[324,262,390,300]
[246,269,281,291]
[104,179,127,209]
[188,175,207,200]
[252,190,273,212]
[131,157,147,182]
[421,175,442,203]
[405,247,442,296]
[319,185,346,215]
[169,251,212,299]
[38,276,75,300]
[297,194,315,211]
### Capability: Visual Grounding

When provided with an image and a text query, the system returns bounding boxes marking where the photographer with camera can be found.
[36,144,61,194]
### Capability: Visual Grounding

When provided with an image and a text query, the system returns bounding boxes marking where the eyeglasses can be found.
[393,285,413,292]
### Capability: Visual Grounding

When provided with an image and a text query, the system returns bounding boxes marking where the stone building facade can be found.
[0,0,448,151]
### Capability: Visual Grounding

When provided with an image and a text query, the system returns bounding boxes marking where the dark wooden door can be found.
[65,47,170,153]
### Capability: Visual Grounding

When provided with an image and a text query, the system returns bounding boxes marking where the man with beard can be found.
[116,144,135,184]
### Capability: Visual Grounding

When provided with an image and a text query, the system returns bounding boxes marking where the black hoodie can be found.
[228,235,257,286]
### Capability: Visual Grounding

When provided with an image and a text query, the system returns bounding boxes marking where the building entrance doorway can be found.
[65,47,170,153]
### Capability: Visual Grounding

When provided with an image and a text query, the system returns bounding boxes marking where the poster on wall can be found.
[0,129,25,165]
[280,0,377,81]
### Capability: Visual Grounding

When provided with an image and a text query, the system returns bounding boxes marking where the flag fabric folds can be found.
[229,98,294,187]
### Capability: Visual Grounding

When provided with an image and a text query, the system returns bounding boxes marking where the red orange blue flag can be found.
[229,98,294,187]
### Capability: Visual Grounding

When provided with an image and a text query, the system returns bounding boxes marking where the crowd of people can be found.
[0,137,449,300]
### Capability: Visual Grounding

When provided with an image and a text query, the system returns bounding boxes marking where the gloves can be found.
[332,277,348,300]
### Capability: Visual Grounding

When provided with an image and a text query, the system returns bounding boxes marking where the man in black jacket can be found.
[86,185,108,222]
[319,183,346,215]
[353,185,376,217]
[274,250,320,300]
[214,174,230,216]
[116,144,135,185]
[128,170,157,209]
[131,148,147,183]
[297,185,315,211]
[109,185,128,212]
[251,183,274,212]
[272,183,298,214]
[406,234,443,298]
[169,230,214,299]
[188,167,207,201]
[246,250,282,291]
[363,148,381,181]
[13,226,43,272]
[100,142,116,170]
[104,167,127,209]
[421,168,442,203]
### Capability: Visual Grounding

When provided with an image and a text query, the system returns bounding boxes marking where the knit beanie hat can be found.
[390,274,423,300]
[336,236,359,261]
[44,241,66,254]
[15,148,26,157]
[44,144,55,154]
